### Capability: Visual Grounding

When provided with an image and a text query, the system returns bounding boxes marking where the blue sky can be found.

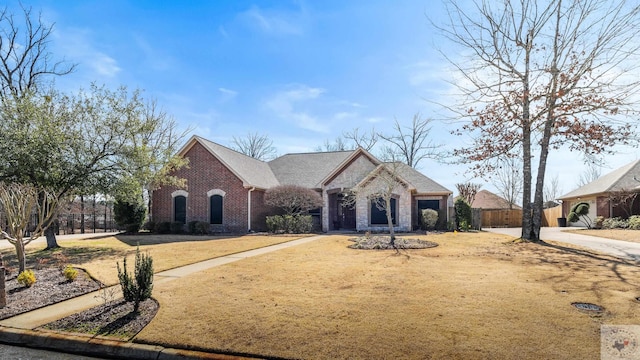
[5,0,640,199]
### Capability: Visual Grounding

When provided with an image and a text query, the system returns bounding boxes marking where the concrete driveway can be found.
[484,227,640,262]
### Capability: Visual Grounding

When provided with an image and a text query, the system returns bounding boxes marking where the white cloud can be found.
[240,4,306,36]
[91,53,121,77]
[53,27,121,78]
[264,84,329,133]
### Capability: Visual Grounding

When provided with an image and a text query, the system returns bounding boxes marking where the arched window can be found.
[174,195,187,224]
[210,195,223,224]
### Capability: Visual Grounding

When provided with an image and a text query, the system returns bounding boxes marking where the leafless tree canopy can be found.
[0,5,76,100]
[265,185,323,215]
[543,174,562,204]
[0,182,58,273]
[456,182,481,205]
[379,113,442,168]
[343,127,378,151]
[232,132,277,160]
[577,161,602,187]
[491,157,523,210]
[314,137,351,152]
[437,0,640,240]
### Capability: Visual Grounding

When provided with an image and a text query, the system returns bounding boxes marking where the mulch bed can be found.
[0,267,101,320]
[42,298,159,340]
[348,235,438,250]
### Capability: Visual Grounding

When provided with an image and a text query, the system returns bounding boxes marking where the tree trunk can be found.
[0,255,6,308]
[386,197,396,247]
[45,226,59,249]
[80,195,85,234]
[520,33,536,241]
[15,242,26,274]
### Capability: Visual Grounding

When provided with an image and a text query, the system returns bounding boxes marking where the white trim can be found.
[172,189,189,198]
[207,189,226,197]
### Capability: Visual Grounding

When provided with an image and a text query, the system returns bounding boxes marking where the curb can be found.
[0,326,257,360]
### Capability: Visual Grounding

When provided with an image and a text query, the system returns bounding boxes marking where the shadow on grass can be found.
[511,240,640,304]
[112,234,237,247]
[0,246,124,269]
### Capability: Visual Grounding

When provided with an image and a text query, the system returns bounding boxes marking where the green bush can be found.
[113,199,146,233]
[117,246,154,312]
[266,215,313,234]
[188,221,209,235]
[154,221,171,234]
[567,202,592,228]
[17,269,36,287]
[143,221,156,232]
[593,216,604,229]
[170,222,184,234]
[454,198,472,231]
[602,217,628,229]
[628,215,640,230]
[62,265,78,282]
[421,209,439,230]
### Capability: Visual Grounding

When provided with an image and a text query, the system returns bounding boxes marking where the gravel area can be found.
[348,235,438,250]
[0,267,101,319]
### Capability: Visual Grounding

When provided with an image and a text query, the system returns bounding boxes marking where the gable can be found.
[560,159,640,199]
[323,152,379,190]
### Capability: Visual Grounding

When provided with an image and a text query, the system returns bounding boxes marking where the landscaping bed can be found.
[0,267,101,320]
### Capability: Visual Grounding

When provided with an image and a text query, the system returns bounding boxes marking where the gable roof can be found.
[354,162,452,195]
[177,136,452,195]
[181,136,280,190]
[559,159,640,199]
[470,189,521,210]
[268,150,355,189]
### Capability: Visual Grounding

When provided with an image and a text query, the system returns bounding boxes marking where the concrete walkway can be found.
[0,234,327,359]
[484,227,640,261]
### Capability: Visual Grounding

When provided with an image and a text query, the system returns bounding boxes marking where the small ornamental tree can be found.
[114,199,146,233]
[117,246,153,313]
[454,198,472,231]
[567,202,593,228]
[265,185,323,215]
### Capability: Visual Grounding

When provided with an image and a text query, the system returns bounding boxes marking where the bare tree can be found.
[608,189,639,218]
[232,132,277,160]
[491,157,523,210]
[577,161,602,187]
[314,137,351,152]
[265,185,323,215]
[379,113,442,168]
[343,127,378,151]
[456,182,482,206]
[0,5,76,100]
[437,0,640,241]
[543,174,562,206]
[0,183,58,273]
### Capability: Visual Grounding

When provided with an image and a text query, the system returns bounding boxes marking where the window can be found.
[370,197,397,225]
[174,195,187,224]
[210,194,223,224]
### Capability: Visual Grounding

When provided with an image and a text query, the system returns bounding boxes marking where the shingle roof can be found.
[182,136,452,195]
[559,159,640,199]
[192,136,280,189]
[470,189,521,210]
[268,150,355,188]
[394,162,452,194]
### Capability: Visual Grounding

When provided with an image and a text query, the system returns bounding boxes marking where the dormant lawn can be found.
[112,232,640,360]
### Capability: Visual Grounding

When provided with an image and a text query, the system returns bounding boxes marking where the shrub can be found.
[117,246,154,312]
[421,209,439,230]
[628,215,640,230]
[170,222,184,234]
[266,215,313,234]
[188,221,209,235]
[17,269,36,287]
[265,185,323,215]
[113,199,146,233]
[143,221,156,232]
[155,221,171,234]
[602,217,628,229]
[454,198,472,231]
[593,216,605,229]
[567,202,592,228]
[62,265,78,282]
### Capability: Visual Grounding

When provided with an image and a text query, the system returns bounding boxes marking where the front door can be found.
[338,195,356,230]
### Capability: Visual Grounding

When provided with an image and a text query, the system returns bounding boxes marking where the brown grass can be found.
[565,228,640,243]
[52,234,307,285]
[135,232,640,359]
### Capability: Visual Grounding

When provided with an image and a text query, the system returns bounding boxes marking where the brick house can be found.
[558,159,640,225]
[153,135,452,233]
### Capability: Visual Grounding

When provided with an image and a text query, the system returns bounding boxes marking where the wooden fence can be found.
[479,206,564,228]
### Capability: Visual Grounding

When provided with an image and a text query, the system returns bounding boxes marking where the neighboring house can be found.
[467,190,522,210]
[152,135,452,233]
[559,159,640,224]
